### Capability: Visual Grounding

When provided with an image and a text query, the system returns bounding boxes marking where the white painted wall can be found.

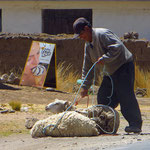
[1,1,150,39]
[92,2,150,40]
[2,2,41,33]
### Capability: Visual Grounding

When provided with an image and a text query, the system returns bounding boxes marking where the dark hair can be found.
[73,17,91,34]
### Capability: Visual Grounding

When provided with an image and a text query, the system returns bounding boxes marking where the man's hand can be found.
[75,88,88,106]
[97,57,104,65]
[80,88,88,98]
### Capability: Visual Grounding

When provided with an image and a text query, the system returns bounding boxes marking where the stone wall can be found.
[0,33,85,74]
[0,33,149,74]
[123,39,150,71]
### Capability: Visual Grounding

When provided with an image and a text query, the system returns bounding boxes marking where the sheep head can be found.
[45,99,76,113]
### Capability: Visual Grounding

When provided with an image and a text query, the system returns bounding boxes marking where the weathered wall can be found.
[0,33,149,74]
[124,39,150,71]
[0,34,85,74]
[124,39,150,62]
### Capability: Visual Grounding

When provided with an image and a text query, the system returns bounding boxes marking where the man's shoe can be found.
[125,126,142,133]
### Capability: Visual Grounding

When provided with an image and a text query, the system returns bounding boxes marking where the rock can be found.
[25,118,39,129]
[13,77,20,85]
[0,110,9,113]
[20,107,29,112]
[124,32,139,39]
[9,110,15,113]
[0,74,9,83]
[7,72,16,83]
[135,88,147,97]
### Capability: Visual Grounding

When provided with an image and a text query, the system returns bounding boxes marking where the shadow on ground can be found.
[0,83,21,90]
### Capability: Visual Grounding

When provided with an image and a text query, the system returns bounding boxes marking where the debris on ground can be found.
[0,72,20,85]
[135,87,147,97]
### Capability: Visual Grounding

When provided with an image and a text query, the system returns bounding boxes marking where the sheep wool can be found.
[31,111,99,137]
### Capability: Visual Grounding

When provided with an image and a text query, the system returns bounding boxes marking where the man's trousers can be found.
[97,61,142,129]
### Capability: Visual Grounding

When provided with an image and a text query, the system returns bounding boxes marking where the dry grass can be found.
[56,62,150,97]
[9,67,23,78]
[2,61,150,97]
[0,66,23,77]
[1,61,149,96]
[134,64,150,97]
[9,100,22,111]
[56,62,80,93]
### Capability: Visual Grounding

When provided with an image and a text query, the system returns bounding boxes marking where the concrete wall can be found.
[0,1,150,39]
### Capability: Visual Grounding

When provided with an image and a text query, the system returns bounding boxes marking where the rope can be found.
[43,60,117,135]
[102,66,114,105]
[91,65,117,134]
[43,60,99,135]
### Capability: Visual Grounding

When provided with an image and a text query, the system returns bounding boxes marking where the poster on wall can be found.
[20,41,56,88]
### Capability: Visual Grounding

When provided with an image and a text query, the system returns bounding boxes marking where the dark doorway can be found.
[42,9,92,35]
[44,49,56,88]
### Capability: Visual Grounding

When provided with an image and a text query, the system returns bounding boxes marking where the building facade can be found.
[0,0,150,39]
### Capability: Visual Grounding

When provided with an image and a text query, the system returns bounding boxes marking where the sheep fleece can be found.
[31,111,99,137]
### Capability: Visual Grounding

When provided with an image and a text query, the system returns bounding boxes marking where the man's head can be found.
[73,17,92,42]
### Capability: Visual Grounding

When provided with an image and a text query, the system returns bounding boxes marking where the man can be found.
[73,17,142,133]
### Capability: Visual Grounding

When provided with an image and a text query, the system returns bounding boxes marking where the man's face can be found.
[79,26,92,42]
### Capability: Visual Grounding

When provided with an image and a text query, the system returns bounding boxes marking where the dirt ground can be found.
[0,83,150,150]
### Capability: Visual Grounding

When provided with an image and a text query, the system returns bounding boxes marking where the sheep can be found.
[30,99,120,137]
[45,99,120,134]
[30,111,99,138]
[78,106,120,134]
[26,99,75,130]
[45,99,76,113]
